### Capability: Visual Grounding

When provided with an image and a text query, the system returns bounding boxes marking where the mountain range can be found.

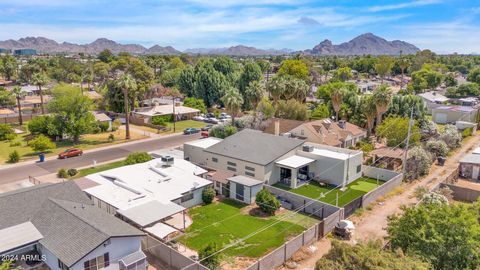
[0,33,420,56]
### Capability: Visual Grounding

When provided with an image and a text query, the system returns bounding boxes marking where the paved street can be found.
[0,133,201,185]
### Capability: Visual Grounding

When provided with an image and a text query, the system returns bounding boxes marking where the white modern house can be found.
[184,129,363,189]
[0,182,146,270]
[459,147,480,181]
[83,156,212,240]
[227,175,263,204]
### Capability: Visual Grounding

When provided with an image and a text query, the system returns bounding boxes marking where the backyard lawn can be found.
[273,177,383,207]
[178,199,319,258]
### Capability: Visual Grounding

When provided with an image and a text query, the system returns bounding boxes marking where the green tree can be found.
[372,84,393,127]
[330,87,344,121]
[0,55,17,80]
[178,65,196,97]
[124,152,152,165]
[31,71,50,114]
[332,67,352,82]
[221,87,243,124]
[183,97,207,114]
[387,202,480,270]
[202,187,215,204]
[47,84,95,143]
[115,74,137,140]
[239,61,262,109]
[377,117,420,147]
[277,59,309,82]
[360,95,377,136]
[256,97,275,119]
[425,139,449,158]
[275,99,308,121]
[445,83,479,98]
[29,134,55,152]
[444,73,457,87]
[315,240,429,270]
[194,60,228,107]
[0,87,14,107]
[209,124,237,139]
[267,75,286,104]
[255,188,280,215]
[398,57,411,90]
[199,243,221,270]
[12,86,25,125]
[245,80,265,110]
[467,67,480,84]
[409,68,442,93]
[405,146,432,180]
[98,49,114,63]
[375,55,394,83]
[311,104,331,119]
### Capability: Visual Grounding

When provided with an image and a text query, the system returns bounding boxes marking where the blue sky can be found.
[0,0,479,53]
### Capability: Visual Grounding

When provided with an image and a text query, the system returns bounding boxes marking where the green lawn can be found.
[273,177,383,207]
[178,199,319,258]
[164,120,206,133]
[73,160,126,179]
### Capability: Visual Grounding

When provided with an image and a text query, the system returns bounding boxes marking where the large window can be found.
[356,165,361,173]
[227,166,236,172]
[212,157,218,163]
[227,161,236,166]
[181,192,194,202]
[84,253,109,270]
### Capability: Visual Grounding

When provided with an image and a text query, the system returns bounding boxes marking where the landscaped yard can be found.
[178,199,319,258]
[0,128,147,163]
[273,177,383,207]
[73,160,126,179]
[131,120,206,134]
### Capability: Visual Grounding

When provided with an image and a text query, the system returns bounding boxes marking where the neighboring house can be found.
[133,104,200,123]
[185,129,363,189]
[432,106,479,124]
[370,147,404,171]
[93,112,113,131]
[204,169,235,196]
[20,95,53,111]
[288,119,367,148]
[418,91,449,114]
[0,182,146,270]
[262,118,305,136]
[460,149,480,181]
[83,156,212,240]
[227,175,263,204]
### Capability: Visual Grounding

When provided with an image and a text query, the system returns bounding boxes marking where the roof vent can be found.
[161,155,174,167]
[338,120,346,129]
[303,145,314,152]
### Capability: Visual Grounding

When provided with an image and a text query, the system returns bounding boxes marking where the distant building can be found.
[418,91,449,114]
[432,106,479,124]
[0,48,11,54]
[459,148,480,181]
[133,104,200,123]
[14,49,37,56]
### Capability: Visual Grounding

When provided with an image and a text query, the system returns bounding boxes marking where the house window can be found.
[84,253,109,270]
[227,166,236,172]
[227,161,236,166]
[181,192,194,202]
[58,260,69,270]
[357,165,361,173]
[216,181,221,188]
[245,166,255,171]
[245,171,255,177]
[212,157,218,163]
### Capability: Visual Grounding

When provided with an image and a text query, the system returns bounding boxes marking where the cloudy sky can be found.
[0,0,479,53]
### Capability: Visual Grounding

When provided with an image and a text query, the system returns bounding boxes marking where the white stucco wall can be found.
[183,144,207,165]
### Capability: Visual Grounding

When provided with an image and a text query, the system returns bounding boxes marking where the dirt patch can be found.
[219,257,257,270]
[240,203,286,218]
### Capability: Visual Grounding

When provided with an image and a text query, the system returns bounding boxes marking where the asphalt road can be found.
[0,133,201,185]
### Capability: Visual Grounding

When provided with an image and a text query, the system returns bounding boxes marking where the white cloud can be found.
[368,0,441,12]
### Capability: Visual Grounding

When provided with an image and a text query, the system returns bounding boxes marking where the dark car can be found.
[205,113,215,118]
[183,128,200,135]
[201,125,213,131]
[58,148,83,159]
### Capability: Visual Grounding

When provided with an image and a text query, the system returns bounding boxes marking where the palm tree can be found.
[31,72,49,114]
[372,84,392,127]
[361,95,377,136]
[12,86,25,125]
[398,57,411,90]
[331,87,344,121]
[221,87,243,125]
[268,76,285,105]
[116,74,137,140]
[245,80,265,110]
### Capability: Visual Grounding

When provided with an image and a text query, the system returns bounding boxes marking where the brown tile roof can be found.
[263,118,305,135]
[300,119,366,147]
[205,170,235,184]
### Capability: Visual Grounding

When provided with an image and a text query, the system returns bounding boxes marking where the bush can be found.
[108,133,115,142]
[27,115,51,134]
[9,141,21,147]
[29,134,56,152]
[209,124,237,139]
[425,139,449,158]
[98,122,110,132]
[4,133,16,141]
[57,168,68,178]
[462,127,473,138]
[405,146,432,180]
[8,150,20,163]
[124,152,152,165]
[0,123,15,141]
[67,168,78,177]
[439,124,462,148]
[199,243,221,270]
[356,140,374,154]
[255,188,280,215]
[202,187,215,204]
[152,115,172,126]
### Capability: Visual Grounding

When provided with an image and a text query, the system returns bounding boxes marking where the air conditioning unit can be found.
[303,145,314,152]
[161,155,174,166]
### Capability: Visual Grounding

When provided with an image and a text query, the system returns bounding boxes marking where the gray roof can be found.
[0,182,143,267]
[117,200,185,227]
[120,250,146,266]
[0,222,43,254]
[227,175,263,187]
[460,153,480,164]
[205,129,304,165]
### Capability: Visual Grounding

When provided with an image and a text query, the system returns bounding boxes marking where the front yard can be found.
[178,199,319,259]
[273,177,382,207]
[130,120,206,134]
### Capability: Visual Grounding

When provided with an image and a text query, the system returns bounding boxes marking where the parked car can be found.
[183,128,200,135]
[205,113,215,118]
[201,125,213,131]
[220,112,231,119]
[192,115,205,121]
[201,131,209,138]
[205,118,219,124]
[58,148,83,159]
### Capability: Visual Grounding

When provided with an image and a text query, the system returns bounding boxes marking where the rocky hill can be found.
[185,45,291,56]
[304,33,419,55]
[0,37,180,55]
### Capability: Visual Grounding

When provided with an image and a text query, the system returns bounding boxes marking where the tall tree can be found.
[12,86,25,125]
[330,87,344,121]
[221,87,243,124]
[277,59,309,82]
[116,74,137,140]
[360,95,377,136]
[268,76,286,105]
[398,57,411,90]
[245,80,265,110]
[31,72,49,114]
[178,65,196,97]
[372,84,392,127]
[375,55,394,83]
[239,61,262,109]
[0,55,18,81]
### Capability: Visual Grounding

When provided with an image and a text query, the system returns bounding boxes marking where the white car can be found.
[193,115,205,121]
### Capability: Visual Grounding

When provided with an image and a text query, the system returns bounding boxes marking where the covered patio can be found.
[275,155,315,188]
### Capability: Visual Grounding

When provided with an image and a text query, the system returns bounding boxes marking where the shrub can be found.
[152,115,172,126]
[124,152,152,165]
[4,133,16,141]
[255,188,280,215]
[202,187,215,204]
[8,151,20,163]
[356,140,374,154]
[9,141,21,147]
[28,115,51,134]
[199,243,221,270]
[29,134,56,152]
[209,124,237,139]
[405,146,432,180]
[67,168,78,177]
[439,124,461,149]
[462,127,473,138]
[108,133,115,142]
[98,122,110,132]
[0,123,15,141]
[425,139,449,158]
[57,168,68,178]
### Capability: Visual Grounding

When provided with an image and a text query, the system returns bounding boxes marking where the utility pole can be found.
[403,108,414,178]
[172,96,176,133]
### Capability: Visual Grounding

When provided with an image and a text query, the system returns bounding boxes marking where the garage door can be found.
[435,113,447,124]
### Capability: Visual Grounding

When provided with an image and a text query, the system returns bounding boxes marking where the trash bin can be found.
[39,153,45,162]
[437,156,446,166]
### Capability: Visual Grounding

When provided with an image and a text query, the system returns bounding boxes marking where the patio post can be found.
[183,210,186,230]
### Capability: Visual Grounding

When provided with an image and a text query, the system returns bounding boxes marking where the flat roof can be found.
[227,175,263,187]
[85,158,212,210]
[435,106,477,113]
[184,137,223,149]
[0,222,43,254]
[472,147,480,155]
[460,153,480,164]
[144,223,178,240]
[119,250,146,266]
[310,148,351,160]
[117,200,185,227]
[275,155,315,169]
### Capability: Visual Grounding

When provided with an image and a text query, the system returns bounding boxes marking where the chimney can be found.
[274,119,280,136]
[338,120,346,129]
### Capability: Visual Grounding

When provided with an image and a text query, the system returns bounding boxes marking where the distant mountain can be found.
[304,33,420,56]
[0,37,180,55]
[185,45,291,56]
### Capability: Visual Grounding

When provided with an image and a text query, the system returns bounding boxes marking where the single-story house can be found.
[262,118,305,136]
[133,104,200,124]
[227,175,263,204]
[0,182,146,270]
[185,129,363,189]
[93,112,113,131]
[460,152,480,181]
[456,121,478,132]
[84,156,212,239]
[432,106,479,124]
[370,147,404,171]
[418,91,449,114]
[204,169,235,196]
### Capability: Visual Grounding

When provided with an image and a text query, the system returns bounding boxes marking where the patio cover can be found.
[144,223,178,239]
[117,200,185,227]
[275,155,315,169]
[0,222,43,254]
